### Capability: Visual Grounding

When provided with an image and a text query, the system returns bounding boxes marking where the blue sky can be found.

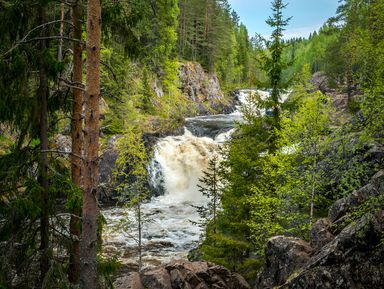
[228,0,340,39]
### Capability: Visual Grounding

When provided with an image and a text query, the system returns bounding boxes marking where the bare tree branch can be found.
[1,20,77,58]
[41,149,83,160]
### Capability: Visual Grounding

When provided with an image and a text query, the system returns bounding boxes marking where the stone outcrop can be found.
[254,170,384,289]
[309,218,334,250]
[255,237,313,289]
[114,260,250,289]
[311,71,330,94]
[179,62,234,115]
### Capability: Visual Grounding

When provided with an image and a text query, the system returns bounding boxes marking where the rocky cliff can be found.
[179,62,235,115]
[254,170,384,289]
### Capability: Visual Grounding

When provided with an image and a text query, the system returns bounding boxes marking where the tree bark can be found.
[38,6,51,285]
[69,0,83,284]
[58,2,65,61]
[80,0,101,288]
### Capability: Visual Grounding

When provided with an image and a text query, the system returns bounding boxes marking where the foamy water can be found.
[102,90,275,269]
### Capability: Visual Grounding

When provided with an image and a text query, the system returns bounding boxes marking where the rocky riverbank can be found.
[113,260,250,289]
[254,170,384,289]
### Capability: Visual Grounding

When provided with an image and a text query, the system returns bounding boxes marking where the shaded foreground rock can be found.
[255,237,313,289]
[254,170,384,289]
[114,260,250,289]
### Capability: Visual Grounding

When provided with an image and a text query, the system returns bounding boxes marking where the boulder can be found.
[114,272,144,289]
[141,267,172,289]
[254,236,313,289]
[115,260,250,289]
[255,171,384,289]
[281,211,384,289]
[310,218,334,250]
[99,136,120,202]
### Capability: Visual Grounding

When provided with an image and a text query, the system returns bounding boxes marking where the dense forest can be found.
[0,0,383,288]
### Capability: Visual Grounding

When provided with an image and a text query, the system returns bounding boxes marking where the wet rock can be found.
[254,236,313,289]
[100,139,119,183]
[310,218,334,250]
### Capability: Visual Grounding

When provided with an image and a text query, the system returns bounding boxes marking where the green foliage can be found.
[97,255,121,289]
[177,0,262,89]
[283,23,339,80]
[192,155,223,236]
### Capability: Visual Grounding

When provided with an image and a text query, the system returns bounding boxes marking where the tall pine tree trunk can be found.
[38,6,50,285]
[80,0,101,288]
[69,0,83,284]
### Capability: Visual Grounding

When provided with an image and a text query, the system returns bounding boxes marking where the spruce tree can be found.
[193,155,222,235]
[264,0,291,152]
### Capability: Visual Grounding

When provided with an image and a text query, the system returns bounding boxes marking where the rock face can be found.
[311,71,330,94]
[254,170,384,289]
[114,260,250,289]
[309,218,334,251]
[179,62,234,115]
[255,237,313,289]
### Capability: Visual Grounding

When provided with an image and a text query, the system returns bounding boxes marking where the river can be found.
[102,89,270,271]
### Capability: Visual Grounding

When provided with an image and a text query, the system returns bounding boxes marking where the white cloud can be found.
[283,24,323,39]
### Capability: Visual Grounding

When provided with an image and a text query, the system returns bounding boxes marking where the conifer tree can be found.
[263,0,291,152]
[193,155,222,234]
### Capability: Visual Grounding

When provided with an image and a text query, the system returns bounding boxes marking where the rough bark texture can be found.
[69,0,83,284]
[38,6,50,285]
[80,0,101,288]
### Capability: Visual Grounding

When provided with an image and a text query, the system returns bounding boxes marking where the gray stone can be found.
[255,171,384,289]
[179,62,235,115]
[254,236,313,289]
[119,260,252,289]
[310,218,334,250]
[311,71,329,93]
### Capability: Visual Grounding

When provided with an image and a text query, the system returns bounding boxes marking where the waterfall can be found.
[150,128,219,203]
[103,89,276,268]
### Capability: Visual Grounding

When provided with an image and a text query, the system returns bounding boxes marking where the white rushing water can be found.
[102,89,274,269]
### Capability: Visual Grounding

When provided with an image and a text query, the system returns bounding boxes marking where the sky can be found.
[228,0,340,39]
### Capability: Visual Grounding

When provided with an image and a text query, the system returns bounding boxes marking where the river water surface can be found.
[102,90,269,270]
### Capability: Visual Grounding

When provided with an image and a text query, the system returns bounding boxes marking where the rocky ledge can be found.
[179,62,235,115]
[114,260,250,289]
[255,170,384,289]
